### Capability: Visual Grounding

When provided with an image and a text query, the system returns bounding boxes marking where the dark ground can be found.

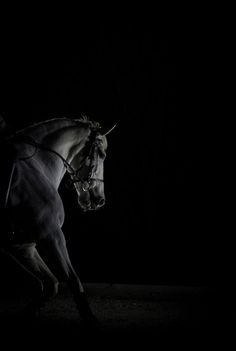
[0,282,234,349]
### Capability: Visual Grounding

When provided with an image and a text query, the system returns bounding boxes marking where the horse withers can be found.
[0,116,115,323]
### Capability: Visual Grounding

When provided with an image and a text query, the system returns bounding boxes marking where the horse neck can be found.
[23,119,90,187]
[43,124,88,161]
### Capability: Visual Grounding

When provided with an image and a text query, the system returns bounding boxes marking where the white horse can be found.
[0,116,114,322]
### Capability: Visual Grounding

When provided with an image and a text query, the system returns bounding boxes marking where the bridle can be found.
[4,121,116,206]
[66,135,105,192]
[9,132,104,193]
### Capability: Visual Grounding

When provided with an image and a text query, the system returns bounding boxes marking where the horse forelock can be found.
[75,115,102,132]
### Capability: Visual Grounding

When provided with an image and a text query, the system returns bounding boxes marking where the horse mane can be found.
[8,115,101,140]
[76,114,101,130]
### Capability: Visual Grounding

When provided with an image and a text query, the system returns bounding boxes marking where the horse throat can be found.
[39,127,90,187]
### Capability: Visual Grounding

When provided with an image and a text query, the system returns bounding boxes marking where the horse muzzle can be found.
[78,197,105,211]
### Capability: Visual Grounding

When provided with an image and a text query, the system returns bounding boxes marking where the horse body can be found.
[0,117,109,321]
[7,119,90,239]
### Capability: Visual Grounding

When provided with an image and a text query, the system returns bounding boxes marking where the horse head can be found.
[70,123,116,211]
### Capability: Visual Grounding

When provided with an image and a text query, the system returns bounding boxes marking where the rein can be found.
[10,134,104,191]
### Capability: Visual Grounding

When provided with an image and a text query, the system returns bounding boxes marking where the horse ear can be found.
[102,124,117,136]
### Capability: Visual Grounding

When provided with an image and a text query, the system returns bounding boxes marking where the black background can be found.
[0,20,218,287]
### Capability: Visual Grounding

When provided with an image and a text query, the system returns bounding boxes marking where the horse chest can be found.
[9,170,65,230]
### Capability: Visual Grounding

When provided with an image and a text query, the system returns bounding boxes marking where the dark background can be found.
[0,22,218,287]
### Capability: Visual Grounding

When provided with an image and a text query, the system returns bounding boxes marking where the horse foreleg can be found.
[0,246,43,317]
[3,244,59,318]
[0,247,43,290]
[38,231,97,323]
